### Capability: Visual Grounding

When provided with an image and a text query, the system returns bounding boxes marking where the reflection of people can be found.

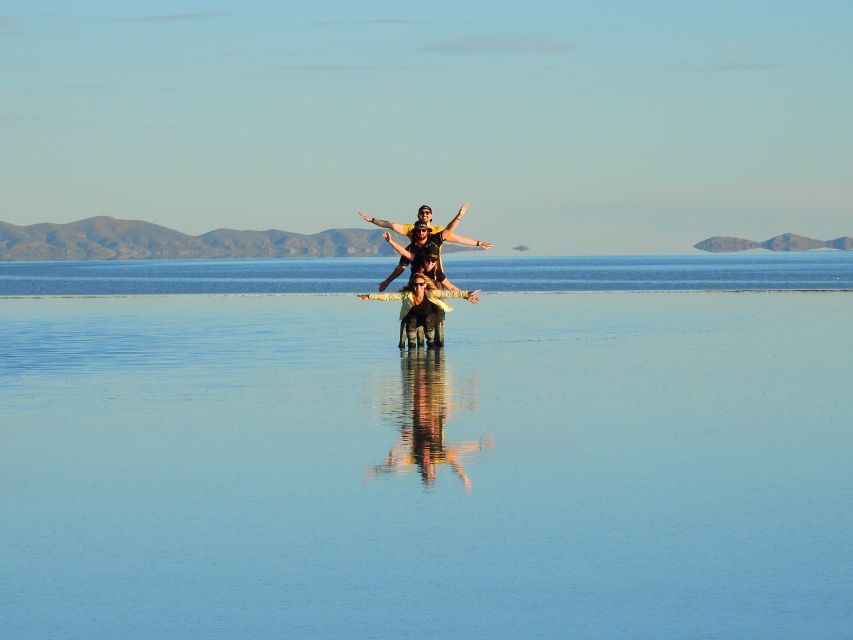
[358,203,492,291]
[357,273,479,348]
[367,349,493,492]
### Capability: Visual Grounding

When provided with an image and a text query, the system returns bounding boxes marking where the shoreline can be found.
[5,288,853,300]
[3,288,853,300]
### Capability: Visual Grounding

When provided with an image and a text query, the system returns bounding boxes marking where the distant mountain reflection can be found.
[368,350,493,492]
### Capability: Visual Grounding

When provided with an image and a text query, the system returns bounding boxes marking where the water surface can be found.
[2,293,851,638]
[2,252,852,295]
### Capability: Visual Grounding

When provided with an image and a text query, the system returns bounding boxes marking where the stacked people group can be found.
[357,203,491,348]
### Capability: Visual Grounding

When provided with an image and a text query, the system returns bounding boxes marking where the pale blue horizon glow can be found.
[2,1,851,254]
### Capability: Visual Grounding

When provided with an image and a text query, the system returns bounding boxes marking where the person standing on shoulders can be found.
[371,204,489,291]
[359,203,493,249]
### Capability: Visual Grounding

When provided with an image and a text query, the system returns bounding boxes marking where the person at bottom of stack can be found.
[357,273,479,348]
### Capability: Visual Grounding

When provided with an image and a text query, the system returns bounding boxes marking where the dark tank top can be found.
[409,295,435,318]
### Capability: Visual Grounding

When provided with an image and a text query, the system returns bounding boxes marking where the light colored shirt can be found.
[364,289,472,320]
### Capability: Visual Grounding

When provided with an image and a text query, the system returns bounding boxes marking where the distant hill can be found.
[695,233,853,252]
[0,217,474,261]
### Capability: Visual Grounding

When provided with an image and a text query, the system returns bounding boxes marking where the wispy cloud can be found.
[114,11,229,23]
[0,84,110,96]
[128,124,186,132]
[424,37,576,55]
[0,15,17,27]
[0,113,43,125]
[274,64,380,72]
[312,18,425,27]
[672,62,782,73]
[273,64,423,73]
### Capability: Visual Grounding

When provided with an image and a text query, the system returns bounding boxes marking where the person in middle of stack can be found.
[380,228,473,294]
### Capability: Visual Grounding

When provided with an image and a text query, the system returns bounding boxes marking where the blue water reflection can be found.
[2,293,851,639]
[367,350,492,492]
[2,253,852,295]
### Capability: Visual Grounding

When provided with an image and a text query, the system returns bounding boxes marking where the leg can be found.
[405,314,420,349]
[435,310,445,347]
[424,312,439,348]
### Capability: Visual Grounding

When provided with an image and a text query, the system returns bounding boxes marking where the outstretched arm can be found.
[446,450,473,493]
[439,202,469,241]
[430,288,481,301]
[357,291,406,301]
[439,276,459,291]
[358,211,408,235]
[444,232,493,250]
[441,276,479,303]
[382,231,413,261]
[378,264,406,292]
[438,203,492,248]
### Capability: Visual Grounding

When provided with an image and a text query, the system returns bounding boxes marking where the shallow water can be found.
[2,293,851,639]
[2,252,853,295]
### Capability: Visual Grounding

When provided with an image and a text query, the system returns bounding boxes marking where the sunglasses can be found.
[414,282,426,287]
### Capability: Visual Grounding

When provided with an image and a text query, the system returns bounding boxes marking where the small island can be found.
[695,233,853,252]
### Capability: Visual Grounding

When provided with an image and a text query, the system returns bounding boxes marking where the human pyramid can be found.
[357,203,491,348]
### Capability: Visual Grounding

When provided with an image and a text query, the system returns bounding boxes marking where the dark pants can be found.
[400,310,443,348]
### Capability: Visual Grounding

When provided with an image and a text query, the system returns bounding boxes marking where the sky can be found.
[2,1,851,254]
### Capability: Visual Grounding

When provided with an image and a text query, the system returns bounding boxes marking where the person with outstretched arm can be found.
[373,204,483,291]
[358,203,493,250]
[381,233,479,304]
[357,272,480,348]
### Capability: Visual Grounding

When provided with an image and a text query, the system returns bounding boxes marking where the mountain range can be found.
[695,233,853,252]
[0,217,474,261]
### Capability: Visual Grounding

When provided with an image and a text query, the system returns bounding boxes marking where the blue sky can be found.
[2,1,851,253]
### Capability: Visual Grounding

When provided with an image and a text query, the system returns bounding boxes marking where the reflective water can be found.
[367,350,492,492]
[2,252,852,295]
[2,293,851,638]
